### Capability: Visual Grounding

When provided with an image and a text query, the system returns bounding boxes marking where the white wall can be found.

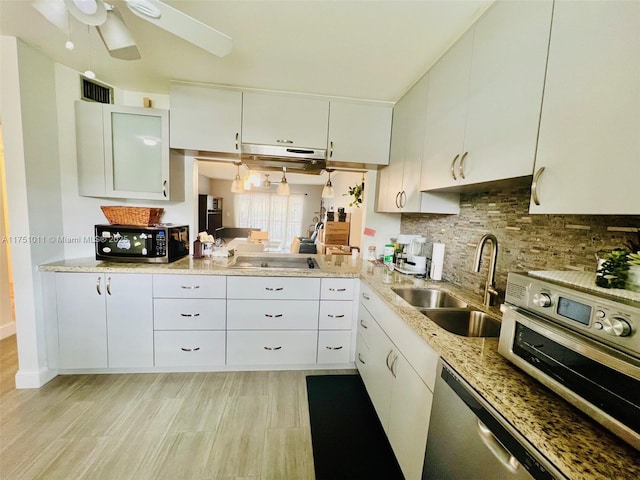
[1,37,65,387]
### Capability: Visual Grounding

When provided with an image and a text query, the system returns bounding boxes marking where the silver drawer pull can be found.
[329,288,347,292]
[181,347,200,352]
[360,319,368,329]
[362,293,370,300]
[264,314,283,318]
[263,346,282,351]
[180,313,200,317]
[181,285,200,289]
[276,139,294,144]
[328,314,345,318]
[357,353,365,364]
[325,345,343,350]
[96,277,102,295]
[265,287,284,291]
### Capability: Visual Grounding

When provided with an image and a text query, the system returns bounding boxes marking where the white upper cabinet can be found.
[242,91,329,149]
[75,101,171,200]
[169,83,242,154]
[377,75,460,214]
[529,1,640,215]
[421,0,553,190]
[327,100,392,166]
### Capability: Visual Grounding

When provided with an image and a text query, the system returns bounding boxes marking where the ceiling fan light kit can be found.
[64,0,107,26]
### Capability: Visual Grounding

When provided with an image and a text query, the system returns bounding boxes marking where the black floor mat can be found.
[306,374,404,480]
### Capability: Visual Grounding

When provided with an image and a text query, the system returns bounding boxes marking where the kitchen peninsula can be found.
[39,255,640,479]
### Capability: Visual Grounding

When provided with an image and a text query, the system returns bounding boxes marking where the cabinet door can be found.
[153,299,226,330]
[227,276,320,300]
[227,330,318,365]
[169,84,242,153]
[56,273,107,369]
[530,1,640,214]
[387,353,433,480]
[327,101,392,166]
[154,330,226,367]
[103,105,170,200]
[106,274,153,368]
[320,278,355,300]
[319,301,353,330]
[317,330,352,364]
[153,274,226,299]
[460,0,552,186]
[227,299,319,330]
[421,31,472,190]
[377,94,408,212]
[242,92,329,149]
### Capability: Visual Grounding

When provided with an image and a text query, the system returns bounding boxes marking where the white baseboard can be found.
[0,322,16,340]
[15,367,58,389]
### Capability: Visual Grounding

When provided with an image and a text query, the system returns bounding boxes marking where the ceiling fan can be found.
[32,0,233,60]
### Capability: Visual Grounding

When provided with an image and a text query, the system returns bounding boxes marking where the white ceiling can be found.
[0,0,493,102]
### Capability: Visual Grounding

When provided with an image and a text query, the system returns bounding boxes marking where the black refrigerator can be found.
[198,195,223,235]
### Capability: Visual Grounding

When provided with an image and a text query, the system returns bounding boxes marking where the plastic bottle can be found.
[383,244,394,265]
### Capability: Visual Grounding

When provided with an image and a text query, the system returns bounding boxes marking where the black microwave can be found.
[95,224,189,263]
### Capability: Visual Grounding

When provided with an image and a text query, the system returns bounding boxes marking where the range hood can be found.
[241,143,327,174]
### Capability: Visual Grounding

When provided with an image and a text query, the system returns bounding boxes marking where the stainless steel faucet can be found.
[473,233,499,306]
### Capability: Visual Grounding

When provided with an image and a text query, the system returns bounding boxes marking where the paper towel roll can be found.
[430,243,445,280]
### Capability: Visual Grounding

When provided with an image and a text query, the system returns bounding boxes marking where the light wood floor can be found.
[0,336,356,480]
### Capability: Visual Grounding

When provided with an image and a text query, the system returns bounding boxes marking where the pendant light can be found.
[276,167,290,196]
[263,174,272,188]
[322,169,334,198]
[65,12,74,50]
[230,162,244,193]
[84,25,96,79]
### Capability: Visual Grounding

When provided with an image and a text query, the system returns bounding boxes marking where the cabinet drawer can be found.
[357,302,377,348]
[317,330,352,364]
[319,301,353,329]
[227,300,318,330]
[227,330,318,365]
[227,276,320,300]
[153,275,226,298]
[154,331,225,367]
[154,299,226,330]
[320,278,355,300]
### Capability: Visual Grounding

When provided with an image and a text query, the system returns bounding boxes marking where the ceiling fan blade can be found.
[32,0,69,32]
[125,0,232,58]
[96,5,141,60]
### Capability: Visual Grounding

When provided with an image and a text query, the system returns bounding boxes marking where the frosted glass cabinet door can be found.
[103,105,170,200]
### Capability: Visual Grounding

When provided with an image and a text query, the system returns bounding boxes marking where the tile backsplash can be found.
[401,185,640,304]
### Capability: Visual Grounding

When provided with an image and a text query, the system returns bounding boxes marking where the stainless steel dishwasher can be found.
[422,360,566,480]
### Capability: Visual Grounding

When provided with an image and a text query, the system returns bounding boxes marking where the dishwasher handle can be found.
[477,419,522,474]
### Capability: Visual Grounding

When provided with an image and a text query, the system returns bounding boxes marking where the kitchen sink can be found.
[392,288,468,309]
[419,308,501,337]
[228,255,319,270]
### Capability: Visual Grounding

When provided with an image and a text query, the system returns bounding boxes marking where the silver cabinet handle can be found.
[329,141,334,158]
[181,285,200,289]
[357,353,366,364]
[385,350,394,371]
[162,180,167,197]
[265,287,283,291]
[532,166,545,206]
[450,154,460,180]
[276,139,294,144]
[390,354,398,378]
[325,345,343,350]
[235,132,239,150]
[180,313,200,317]
[361,293,370,300]
[181,347,200,352]
[264,314,283,318]
[400,190,407,208]
[329,288,346,292]
[359,319,368,329]
[264,346,282,351]
[106,276,112,296]
[96,277,102,295]
[327,314,345,318]
[395,191,401,209]
[458,151,468,179]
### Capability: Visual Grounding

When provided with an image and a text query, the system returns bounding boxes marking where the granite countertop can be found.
[39,256,640,478]
[359,265,640,480]
[38,253,362,277]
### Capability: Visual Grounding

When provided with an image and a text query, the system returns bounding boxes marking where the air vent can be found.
[80,76,113,104]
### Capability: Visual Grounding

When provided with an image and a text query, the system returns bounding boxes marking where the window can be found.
[233,192,305,249]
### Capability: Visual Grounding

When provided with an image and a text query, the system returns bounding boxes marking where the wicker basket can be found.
[100,206,164,226]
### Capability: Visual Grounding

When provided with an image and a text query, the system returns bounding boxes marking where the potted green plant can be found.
[344,183,363,208]
[596,248,630,289]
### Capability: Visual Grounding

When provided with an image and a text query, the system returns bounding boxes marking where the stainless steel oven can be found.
[498,272,640,451]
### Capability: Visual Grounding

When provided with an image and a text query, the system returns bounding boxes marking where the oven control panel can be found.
[505,272,640,356]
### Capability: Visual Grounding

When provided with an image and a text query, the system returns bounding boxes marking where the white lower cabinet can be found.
[227,330,318,365]
[227,299,319,330]
[56,272,153,369]
[317,330,352,364]
[357,281,438,480]
[154,331,225,367]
